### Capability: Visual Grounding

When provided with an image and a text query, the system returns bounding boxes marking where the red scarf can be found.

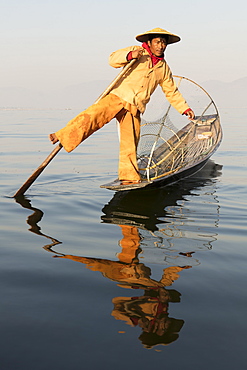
[142,42,164,66]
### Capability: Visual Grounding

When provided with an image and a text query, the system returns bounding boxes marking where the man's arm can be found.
[109,46,143,68]
[160,67,195,118]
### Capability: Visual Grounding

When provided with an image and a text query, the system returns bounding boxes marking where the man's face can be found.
[148,37,167,57]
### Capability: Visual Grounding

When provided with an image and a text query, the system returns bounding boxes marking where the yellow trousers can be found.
[56,94,141,181]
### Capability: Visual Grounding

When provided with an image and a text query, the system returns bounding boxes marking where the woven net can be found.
[137,76,220,181]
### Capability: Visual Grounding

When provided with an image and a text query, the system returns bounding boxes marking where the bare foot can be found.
[120,180,141,185]
[49,133,59,145]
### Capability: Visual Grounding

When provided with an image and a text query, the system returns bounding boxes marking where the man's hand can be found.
[131,48,144,59]
[184,108,195,120]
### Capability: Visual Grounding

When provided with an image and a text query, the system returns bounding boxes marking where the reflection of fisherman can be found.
[55,225,189,288]
[54,225,190,347]
[55,253,188,290]
[112,288,184,348]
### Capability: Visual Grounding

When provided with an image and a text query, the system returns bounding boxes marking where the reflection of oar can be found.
[15,195,62,250]
[13,59,137,198]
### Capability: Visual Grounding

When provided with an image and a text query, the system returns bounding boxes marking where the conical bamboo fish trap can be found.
[137,76,222,183]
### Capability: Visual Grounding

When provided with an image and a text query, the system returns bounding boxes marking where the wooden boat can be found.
[101,76,222,192]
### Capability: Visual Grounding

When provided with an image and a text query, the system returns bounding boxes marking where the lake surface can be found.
[1,105,247,370]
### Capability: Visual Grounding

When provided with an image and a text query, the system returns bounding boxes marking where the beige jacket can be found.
[109,45,190,115]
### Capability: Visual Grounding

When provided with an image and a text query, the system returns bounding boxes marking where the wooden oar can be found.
[13,59,137,198]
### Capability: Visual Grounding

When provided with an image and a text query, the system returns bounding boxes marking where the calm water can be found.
[1,106,247,370]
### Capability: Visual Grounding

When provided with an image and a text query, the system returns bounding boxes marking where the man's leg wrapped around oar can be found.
[52,93,141,183]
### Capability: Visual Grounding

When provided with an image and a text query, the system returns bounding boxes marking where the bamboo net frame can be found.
[137,76,221,182]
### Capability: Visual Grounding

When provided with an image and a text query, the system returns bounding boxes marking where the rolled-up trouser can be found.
[55,94,141,181]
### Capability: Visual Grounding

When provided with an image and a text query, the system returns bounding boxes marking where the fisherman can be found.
[49,27,195,184]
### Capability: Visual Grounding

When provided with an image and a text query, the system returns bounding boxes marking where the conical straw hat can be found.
[135,27,180,44]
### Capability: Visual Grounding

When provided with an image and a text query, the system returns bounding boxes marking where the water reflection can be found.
[14,160,222,348]
[52,224,188,348]
[102,160,222,267]
[15,196,62,250]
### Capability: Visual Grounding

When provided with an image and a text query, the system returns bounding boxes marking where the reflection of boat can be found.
[13,195,187,348]
[14,168,222,348]
[12,154,222,349]
[102,159,222,231]
[101,76,222,192]
[102,159,222,266]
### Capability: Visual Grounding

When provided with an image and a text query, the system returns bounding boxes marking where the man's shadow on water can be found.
[15,160,222,348]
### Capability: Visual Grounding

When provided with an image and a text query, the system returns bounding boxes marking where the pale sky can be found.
[1,0,246,92]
